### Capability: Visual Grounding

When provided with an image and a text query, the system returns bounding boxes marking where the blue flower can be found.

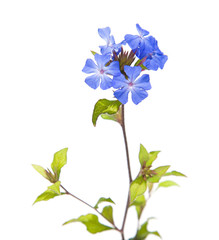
[98,27,125,55]
[124,24,149,51]
[82,54,121,90]
[137,36,168,71]
[112,66,151,105]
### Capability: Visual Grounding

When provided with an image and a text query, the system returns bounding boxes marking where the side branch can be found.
[60,184,121,232]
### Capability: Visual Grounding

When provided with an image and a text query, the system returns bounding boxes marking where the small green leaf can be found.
[94,197,115,209]
[146,151,161,167]
[91,50,97,55]
[164,170,187,177]
[130,218,161,240]
[33,181,61,205]
[148,165,170,183]
[157,180,179,189]
[48,181,61,194]
[92,99,121,126]
[63,214,112,234]
[130,195,146,219]
[148,182,154,193]
[51,148,68,180]
[32,164,50,181]
[154,165,170,175]
[139,144,149,166]
[102,206,114,224]
[130,176,147,204]
[101,113,117,122]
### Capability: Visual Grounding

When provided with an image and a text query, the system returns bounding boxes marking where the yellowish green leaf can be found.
[102,206,114,224]
[92,99,121,126]
[51,148,68,180]
[146,151,160,167]
[63,214,112,234]
[157,180,179,189]
[33,181,61,205]
[148,165,170,183]
[164,170,186,177]
[130,195,146,219]
[130,176,147,204]
[32,164,50,181]
[94,197,115,209]
[139,144,149,166]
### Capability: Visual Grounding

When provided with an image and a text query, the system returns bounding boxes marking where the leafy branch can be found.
[32,148,121,235]
[33,99,186,240]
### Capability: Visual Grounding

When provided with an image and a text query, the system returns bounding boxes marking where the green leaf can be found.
[154,165,170,175]
[157,180,179,189]
[139,144,150,166]
[101,113,117,122]
[33,181,61,205]
[146,151,160,167]
[32,164,50,181]
[91,50,97,55]
[102,206,114,224]
[47,181,61,194]
[130,176,147,204]
[164,170,187,177]
[51,148,68,180]
[92,99,121,126]
[63,214,112,234]
[94,197,115,209]
[130,195,146,219]
[148,165,170,183]
[130,218,161,240]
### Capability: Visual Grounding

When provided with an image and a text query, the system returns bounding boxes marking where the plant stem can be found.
[119,104,133,240]
[121,104,132,184]
[60,184,121,232]
[121,193,130,235]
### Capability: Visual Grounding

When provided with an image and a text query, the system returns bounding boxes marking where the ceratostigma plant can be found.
[32,24,185,240]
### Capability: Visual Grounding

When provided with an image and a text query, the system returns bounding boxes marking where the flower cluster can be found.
[82,24,168,105]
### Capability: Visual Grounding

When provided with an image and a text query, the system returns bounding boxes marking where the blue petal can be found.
[136,24,149,37]
[82,59,98,74]
[98,27,111,42]
[145,36,163,55]
[144,53,168,70]
[114,87,130,104]
[124,34,141,50]
[156,54,168,69]
[137,39,154,59]
[99,45,112,55]
[124,66,141,82]
[85,74,100,89]
[112,74,128,89]
[144,58,159,71]
[100,74,113,90]
[134,74,151,90]
[106,61,121,76]
[109,35,115,45]
[94,54,111,68]
[131,88,148,105]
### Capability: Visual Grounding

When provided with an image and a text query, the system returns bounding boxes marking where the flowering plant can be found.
[32,24,185,240]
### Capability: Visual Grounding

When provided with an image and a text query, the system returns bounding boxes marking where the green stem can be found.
[60,184,121,232]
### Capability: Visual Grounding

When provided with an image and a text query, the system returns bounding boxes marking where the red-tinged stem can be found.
[120,104,132,184]
[119,104,132,240]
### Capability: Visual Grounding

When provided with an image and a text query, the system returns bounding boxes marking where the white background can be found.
[0,0,219,239]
